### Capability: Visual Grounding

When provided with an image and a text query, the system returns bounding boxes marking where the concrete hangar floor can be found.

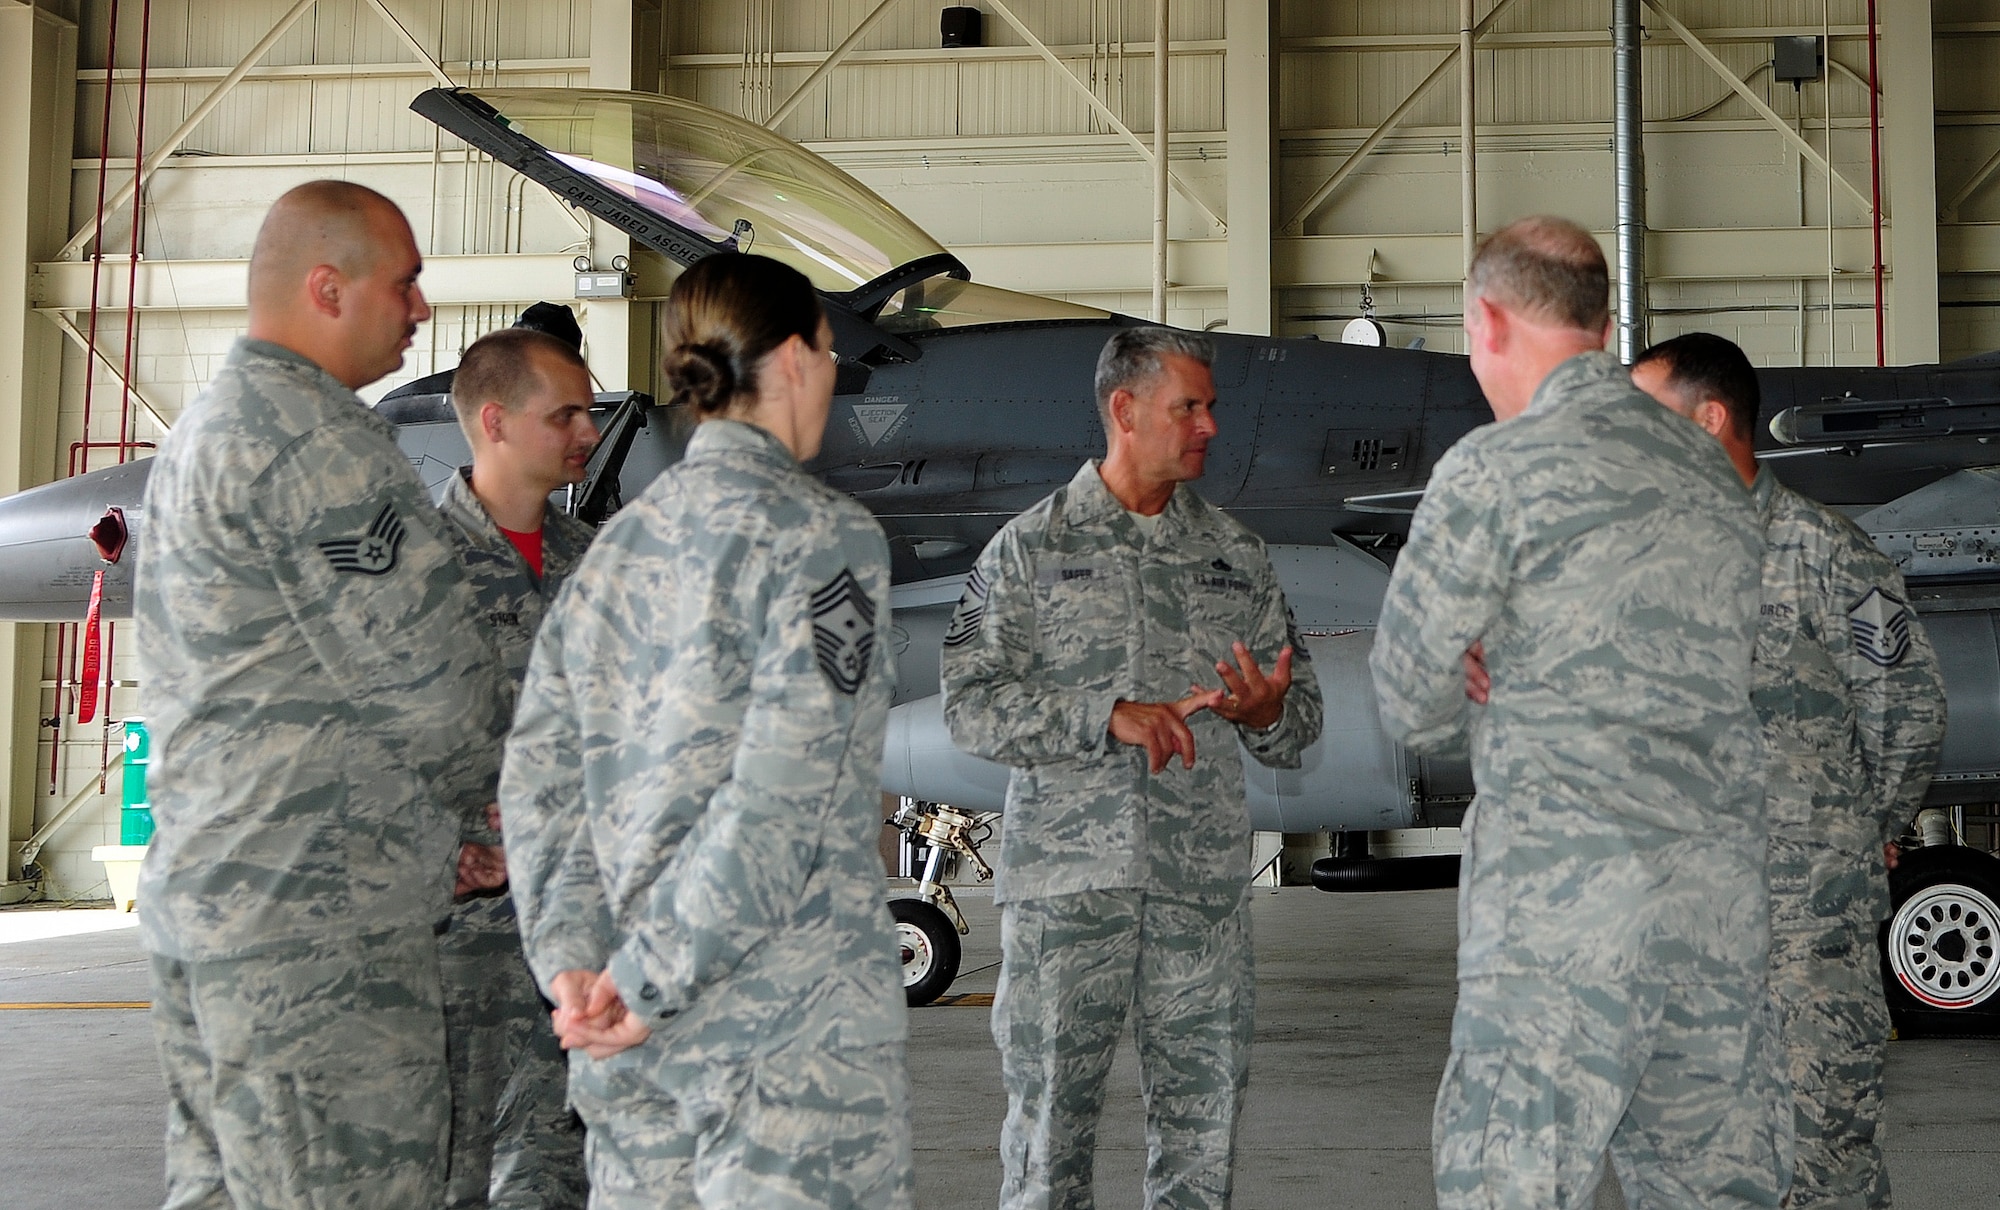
[2,890,1996,1210]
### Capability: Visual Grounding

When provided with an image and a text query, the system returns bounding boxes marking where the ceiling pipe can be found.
[1613,0,1647,362]
[1866,0,1886,366]
[1152,0,1169,323]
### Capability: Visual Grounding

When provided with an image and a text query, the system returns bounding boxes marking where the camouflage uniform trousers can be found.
[1769,918,1892,1209]
[441,893,587,1210]
[149,925,451,1210]
[994,887,1254,1210]
[1434,974,1792,1210]
[568,1038,915,1209]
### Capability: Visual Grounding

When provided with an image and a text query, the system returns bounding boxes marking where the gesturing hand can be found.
[1110,690,1225,773]
[1203,642,1295,732]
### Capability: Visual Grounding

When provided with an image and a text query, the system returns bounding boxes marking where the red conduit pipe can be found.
[116,0,152,469]
[77,0,121,481]
[46,624,64,794]
[1867,0,1886,367]
[56,1,125,788]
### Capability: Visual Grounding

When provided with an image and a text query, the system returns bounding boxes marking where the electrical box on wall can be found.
[574,271,633,299]
[1774,36,1824,86]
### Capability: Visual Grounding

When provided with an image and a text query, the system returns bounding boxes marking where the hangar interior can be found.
[2,0,1998,900]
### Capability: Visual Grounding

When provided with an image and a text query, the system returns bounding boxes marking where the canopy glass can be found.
[464,88,1106,331]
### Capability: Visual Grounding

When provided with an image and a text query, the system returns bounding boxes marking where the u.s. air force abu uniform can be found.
[437,468,594,1210]
[1369,352,1790,1209]
[137,337,507,1208]
[940,461,1323,1210]
[499,417,914,1209]
[1750,467,1945,1208]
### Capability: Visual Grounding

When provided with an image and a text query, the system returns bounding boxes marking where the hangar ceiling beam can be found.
[984,0,1224,232]
[38,311,172,434]
[55,0,321,263]
[1640,0,1873,217]
[0,0,72,886]
[33,253,600,311]
[1882,0,1940,364]
[1281,0,1522,237]
[359,0,457,88]
[767,0,903,130]
[950,227,1898,295]
[1943,145,2000,223]
[1224,0,1275,334]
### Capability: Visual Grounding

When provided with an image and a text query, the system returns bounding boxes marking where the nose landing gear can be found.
[887,799,994,1006]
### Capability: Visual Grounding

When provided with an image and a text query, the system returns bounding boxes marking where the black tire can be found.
[1880,845,2000,1038]
[890,898,961,1007]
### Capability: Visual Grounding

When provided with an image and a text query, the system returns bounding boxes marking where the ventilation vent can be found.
[1321,429,1411,476]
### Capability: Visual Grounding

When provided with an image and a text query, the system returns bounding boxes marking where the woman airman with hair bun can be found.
[498,253,915,1208]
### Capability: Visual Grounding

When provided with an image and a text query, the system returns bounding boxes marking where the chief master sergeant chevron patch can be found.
[811,567,876,695]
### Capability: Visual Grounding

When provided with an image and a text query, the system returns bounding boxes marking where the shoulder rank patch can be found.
[319,503,407,576]
[811,568,877,695]
[1849,586,1913,668]
[942,566,988,649]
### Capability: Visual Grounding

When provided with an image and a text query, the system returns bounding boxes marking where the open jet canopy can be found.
[411,87,1106,343]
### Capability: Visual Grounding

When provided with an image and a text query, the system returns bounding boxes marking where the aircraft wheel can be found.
[891,898,961,1007]
[1881,845,2000,1037]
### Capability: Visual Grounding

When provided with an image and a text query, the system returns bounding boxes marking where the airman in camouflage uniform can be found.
[1635,333,1947,1209]
[942,327,1323,1210]
[138,182,507,1209]
[1371,218,1790,1209]
[500,254,913,1209]
[436,325,602,1210]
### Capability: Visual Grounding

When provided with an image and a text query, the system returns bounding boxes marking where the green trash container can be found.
[120,718,153,846]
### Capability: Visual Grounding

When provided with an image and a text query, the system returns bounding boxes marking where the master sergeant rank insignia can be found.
[319,503,407,576]
[1849,585,1913,668]
[811,567,876,695]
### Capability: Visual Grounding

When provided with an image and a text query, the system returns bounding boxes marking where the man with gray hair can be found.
[941,325,1323,1209]
[1370,216,1790,1207]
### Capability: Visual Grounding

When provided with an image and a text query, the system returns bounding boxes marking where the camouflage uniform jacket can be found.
[438,469,594,846]
[136,338,507,961]
[1751,467,1945,930]
[1370,351,1770,984]
[939,461,1324,904]
[499,418,906,1075]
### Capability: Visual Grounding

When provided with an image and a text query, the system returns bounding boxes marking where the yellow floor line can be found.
[0,1001,150,1010]
[931,992,994,1007]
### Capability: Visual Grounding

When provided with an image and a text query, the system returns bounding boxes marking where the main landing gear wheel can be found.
[1881,845,2000,1037]
[891,898,961,1007]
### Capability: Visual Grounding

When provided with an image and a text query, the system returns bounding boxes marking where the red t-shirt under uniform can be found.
[499,525,544,579]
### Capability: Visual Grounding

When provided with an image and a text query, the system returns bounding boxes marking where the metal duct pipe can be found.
[1613,0,1647,361]
[1153,0,1170,323]
[1460,0,1477,271]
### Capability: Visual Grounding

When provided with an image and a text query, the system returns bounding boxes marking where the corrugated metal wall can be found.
[23,0,2000,894]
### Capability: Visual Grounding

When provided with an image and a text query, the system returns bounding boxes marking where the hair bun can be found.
[667,341,736,414]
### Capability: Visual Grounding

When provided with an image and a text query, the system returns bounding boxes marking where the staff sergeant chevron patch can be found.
[811,567,876,695]
[318,503,407,576]
[1849,585,1913,668]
